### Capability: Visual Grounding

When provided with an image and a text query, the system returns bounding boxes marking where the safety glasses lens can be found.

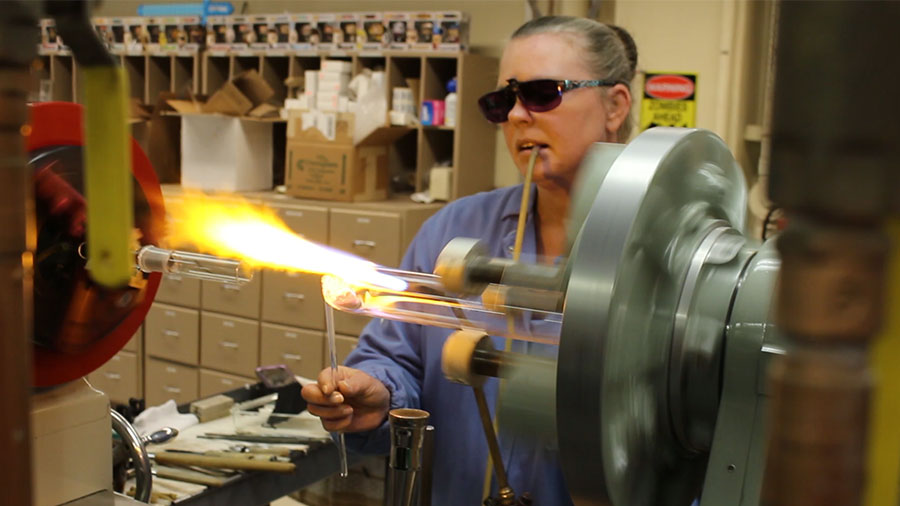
[518,80,563,112]
[478,88,515,123]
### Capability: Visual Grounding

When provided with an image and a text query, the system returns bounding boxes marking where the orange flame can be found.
[165,192,406,291]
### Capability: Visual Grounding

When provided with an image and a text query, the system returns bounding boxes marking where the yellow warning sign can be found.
[640,72,697,130]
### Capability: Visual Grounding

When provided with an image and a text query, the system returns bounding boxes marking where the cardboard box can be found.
[181,16,205,51]
[315,13,339,50]
[231,16,254,50]
[206,16,233,51]
[384,12,410,50]
[169,69,277,117]
[359,12,387,50]
[250,15,274,50]
[272,14,294,49]
[435,11,469,51]
[292,14,317,50]
[285,111,409,201]
[336,13,360,50]
[181,114,273,192]
[410,12,437,51]
[124,17,147,53]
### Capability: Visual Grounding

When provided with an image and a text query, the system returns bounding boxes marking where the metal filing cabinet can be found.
[260,323,324,379]
[329,209,402,267]
[200,312,260,376]
[154,273,202,308]
[145,303,200,365]
[200,369,255,398]
[145,357,199,407]
[261,270,324,329]
[89,351,141,405]
[201,274,262,320]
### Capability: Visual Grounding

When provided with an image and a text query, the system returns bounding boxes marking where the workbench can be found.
[134,382,342,505]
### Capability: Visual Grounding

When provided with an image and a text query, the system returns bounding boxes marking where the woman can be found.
[302,16,637,505]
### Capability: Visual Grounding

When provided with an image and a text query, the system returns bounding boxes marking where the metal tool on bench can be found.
[149,450,297,473]
[199,432,325,445]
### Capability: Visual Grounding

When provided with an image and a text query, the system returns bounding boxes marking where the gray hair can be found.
[512,16,638,140]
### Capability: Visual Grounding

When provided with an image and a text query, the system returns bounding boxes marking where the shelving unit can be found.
[35,48,498,200]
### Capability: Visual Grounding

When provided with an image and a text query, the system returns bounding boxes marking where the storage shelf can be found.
[35,49,498,201]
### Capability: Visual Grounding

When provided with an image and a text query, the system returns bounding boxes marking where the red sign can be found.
[645,74,695,100]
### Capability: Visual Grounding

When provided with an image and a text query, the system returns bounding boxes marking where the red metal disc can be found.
[28,102,164,387]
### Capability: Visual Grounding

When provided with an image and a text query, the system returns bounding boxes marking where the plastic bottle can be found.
[444,77,458,127]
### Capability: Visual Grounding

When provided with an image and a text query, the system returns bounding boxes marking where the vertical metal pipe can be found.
[387,408,430,506]
[763,2,900,505]
[0,2,37,505]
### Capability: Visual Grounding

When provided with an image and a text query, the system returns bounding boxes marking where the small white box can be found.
[322,59,353,73]
[318,80,349,94]
[430,167,453,201]
[304,69,318,95]
[180,114,273,191]
[316,93,341,112]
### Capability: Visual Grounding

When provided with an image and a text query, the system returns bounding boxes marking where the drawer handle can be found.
[285,332,298,339]
[353,239,376,248]
[104,372,122,380]
[165,310,176,317]
[221,379,234,385]
[167,274,183,282]
[164,386,182,394]
[163,330,180,338]
[220,341,239,349]
[284,292,305,301]
[222,320,235,328]
[282,353,302,361]
[284,210,304,217]
[222,283,241,292]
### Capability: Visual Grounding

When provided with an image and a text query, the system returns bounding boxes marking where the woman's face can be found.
[499,33,627,192]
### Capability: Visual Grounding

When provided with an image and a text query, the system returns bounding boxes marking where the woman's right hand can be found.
[301,366,390,433]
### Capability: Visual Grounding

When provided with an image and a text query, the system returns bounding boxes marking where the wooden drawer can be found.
[329,209,402,267]
[260,323,324,379]
[89,351,140,405]
[154,273,201,308]
[200,369,255,398]
[145,303,199,365]
[145,358,198,407]
[201,312,260,376]
[122,325,142,354]
[261,270,324,329]
[274,203,328,243]
[336,335,358,365]
[201,274,261,319]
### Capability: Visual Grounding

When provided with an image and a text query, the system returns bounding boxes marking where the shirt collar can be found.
[500,183,538,221]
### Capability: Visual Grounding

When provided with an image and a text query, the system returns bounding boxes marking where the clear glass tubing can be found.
[322,268,563,346]
[136,245,252,284]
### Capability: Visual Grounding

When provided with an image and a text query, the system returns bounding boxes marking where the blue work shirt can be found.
[344,184,574,506]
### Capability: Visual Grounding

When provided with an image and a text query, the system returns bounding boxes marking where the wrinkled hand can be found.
[301,366,390,432]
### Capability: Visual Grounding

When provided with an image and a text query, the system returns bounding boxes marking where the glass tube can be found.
[322,272,563,345]
[136,245,252,284]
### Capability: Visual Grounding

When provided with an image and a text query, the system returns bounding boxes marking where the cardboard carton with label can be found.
[285,111,409,202]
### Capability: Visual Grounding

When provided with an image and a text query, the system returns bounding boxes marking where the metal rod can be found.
[472,386,511,494]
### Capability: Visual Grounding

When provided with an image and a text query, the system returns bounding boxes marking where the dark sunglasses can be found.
[478,78,621,123]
